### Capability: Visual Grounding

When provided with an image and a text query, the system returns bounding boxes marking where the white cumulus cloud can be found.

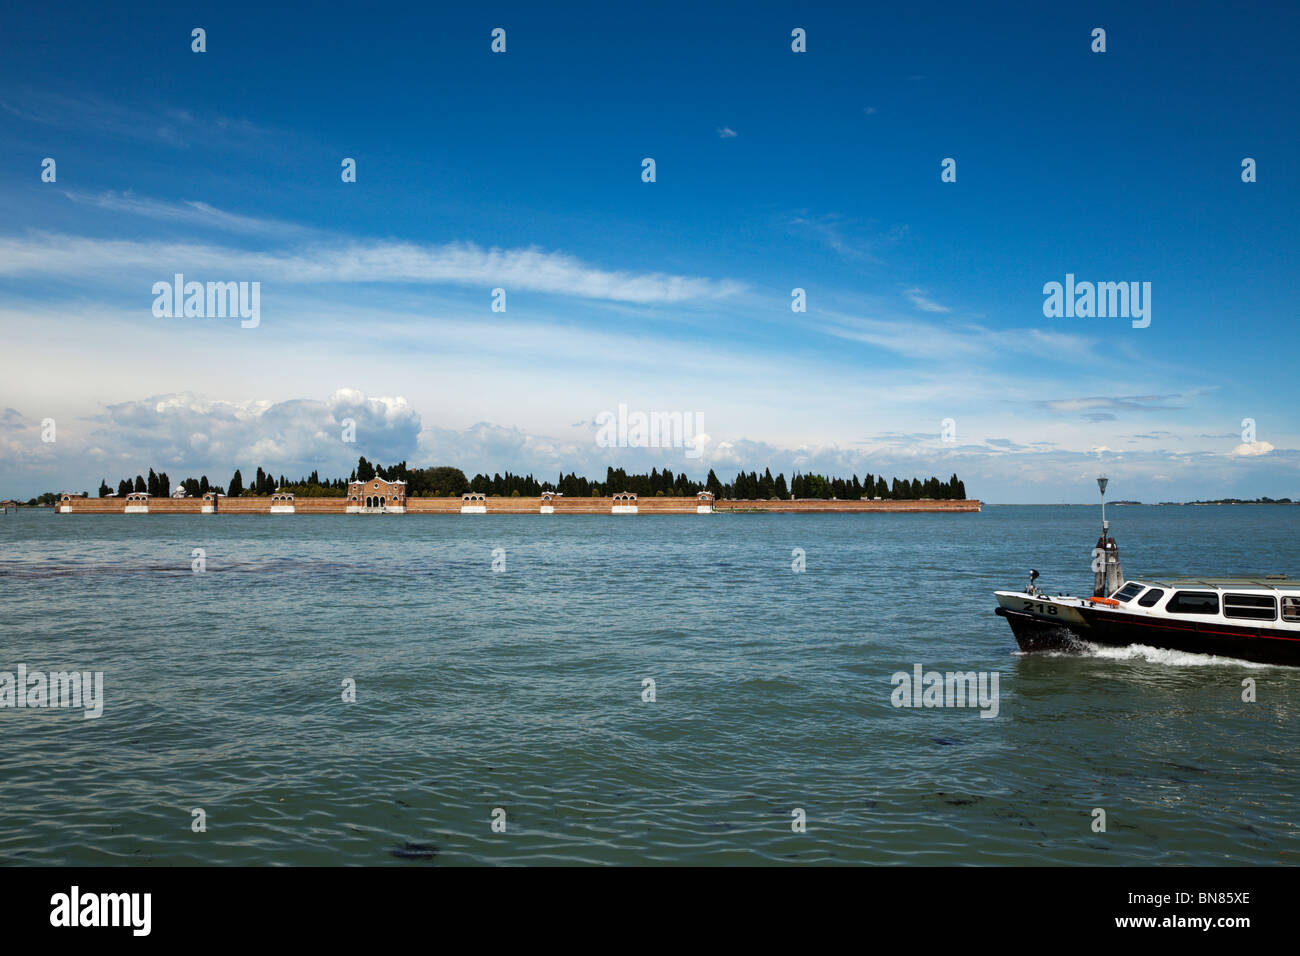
[1229,440,1274,458]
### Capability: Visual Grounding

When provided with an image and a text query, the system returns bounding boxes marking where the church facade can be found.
[347,477,407,513]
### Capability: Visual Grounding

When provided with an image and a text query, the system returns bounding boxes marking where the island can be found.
[39,459,980,515]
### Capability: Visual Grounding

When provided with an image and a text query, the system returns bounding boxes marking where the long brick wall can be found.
[713,499,980,513]
[56,496,981,515]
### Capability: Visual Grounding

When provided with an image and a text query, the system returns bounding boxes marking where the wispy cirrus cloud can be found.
[786,211,906,263]
[62,191,308,237]
[814,308,1099,363]
[905,287,950,313]
[1035,394,1187,418]
[0,91,272,149]
[0,233,745,305]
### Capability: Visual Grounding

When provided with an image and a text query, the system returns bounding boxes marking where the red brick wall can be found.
[403,496,980,513]
[713,499,981,513]
[56,495,980,515]
[141,498,202,513]
[287,497,348,513]
[405,498,462,513]
[58,498,130,513]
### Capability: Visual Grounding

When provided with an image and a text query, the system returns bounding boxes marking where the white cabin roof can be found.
[1139,577,1296,592]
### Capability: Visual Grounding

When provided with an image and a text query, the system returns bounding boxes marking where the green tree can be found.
[416,466,469,496]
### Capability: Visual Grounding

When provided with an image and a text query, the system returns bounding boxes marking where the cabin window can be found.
[1112,582,1144,603]
[1282,597,1300,623]
[1223,593,1276,622]
[1137,588,1165,607]
[1165,591,1220,615]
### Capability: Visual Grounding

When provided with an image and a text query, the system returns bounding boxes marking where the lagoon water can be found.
[1,505,1297,866]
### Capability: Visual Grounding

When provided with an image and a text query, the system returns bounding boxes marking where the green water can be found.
[1,505,1296,864]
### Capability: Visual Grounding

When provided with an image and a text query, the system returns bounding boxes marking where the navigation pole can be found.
[1093,476,1124,597]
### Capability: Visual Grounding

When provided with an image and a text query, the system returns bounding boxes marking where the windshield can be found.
[1112,582,1145,602]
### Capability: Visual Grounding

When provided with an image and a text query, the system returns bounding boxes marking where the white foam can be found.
[1073,641,1271,669]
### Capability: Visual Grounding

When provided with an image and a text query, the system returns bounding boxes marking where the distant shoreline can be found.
[17,500,1300,512]
[45,496,982,515]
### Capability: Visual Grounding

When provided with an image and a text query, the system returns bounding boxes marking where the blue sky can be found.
[1,1,1297,501]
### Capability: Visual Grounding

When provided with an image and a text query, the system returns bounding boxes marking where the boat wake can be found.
[1021,641,1272,669]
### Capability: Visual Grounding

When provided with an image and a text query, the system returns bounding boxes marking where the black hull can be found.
[996,606,1300,667]
[995,607,1090,653]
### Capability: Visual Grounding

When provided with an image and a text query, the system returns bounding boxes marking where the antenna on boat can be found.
[1097,475,1108,539]
[1092,475,1124,598]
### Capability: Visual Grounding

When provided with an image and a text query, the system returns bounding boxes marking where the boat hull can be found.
[996,604,1300,667]
[995,606,1091,653]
